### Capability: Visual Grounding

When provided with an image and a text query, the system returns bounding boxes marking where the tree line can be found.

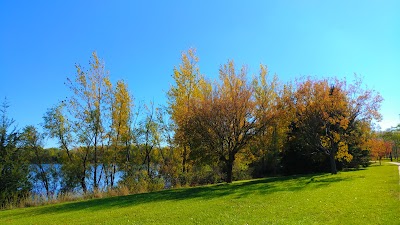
[1,49,396,207]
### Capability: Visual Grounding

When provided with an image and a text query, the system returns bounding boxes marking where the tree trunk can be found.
[82,156,88,193]
[226,153,236,183]
[147,152,151,178]
[126,143,130,162]
[40,168,50,198]
[329,151,337,174]
[94,145,98,190]
[35,147,50,198]
[81,176,87,194]
[182,145,187,173]
[226,161,233,183]
[111,164,116,187]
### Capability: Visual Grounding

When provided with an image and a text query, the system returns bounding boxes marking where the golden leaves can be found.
[336,142,352,162]
[111,80,133,143]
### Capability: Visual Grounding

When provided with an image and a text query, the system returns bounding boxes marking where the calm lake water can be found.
[29,164,123,196]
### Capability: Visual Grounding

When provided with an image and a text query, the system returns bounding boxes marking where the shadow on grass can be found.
[4,173,354,218]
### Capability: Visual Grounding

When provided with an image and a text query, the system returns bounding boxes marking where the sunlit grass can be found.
[1,163,399,224]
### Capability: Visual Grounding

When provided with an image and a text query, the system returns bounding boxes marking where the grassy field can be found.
[1,163,399,225]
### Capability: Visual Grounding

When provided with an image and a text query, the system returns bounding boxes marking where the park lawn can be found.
[0,163,399,224]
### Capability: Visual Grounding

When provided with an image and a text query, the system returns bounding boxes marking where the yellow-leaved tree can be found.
[167,48,204,179]
[106,80,133,187]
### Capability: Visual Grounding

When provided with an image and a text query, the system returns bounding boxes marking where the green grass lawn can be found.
[1,163,399,225]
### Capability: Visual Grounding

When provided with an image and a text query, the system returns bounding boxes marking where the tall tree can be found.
[167,48,203,176]
[187,61,276,183]
[0,100,30,206]
[106,80,133,187]
[66,51,113,190]
[44,52,117,193]
[136,102,162,178]
[250,66,283,176]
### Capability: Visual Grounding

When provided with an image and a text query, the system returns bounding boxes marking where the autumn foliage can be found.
[1,49,387,207]
[168,49,383,180]
[365,138,393,165]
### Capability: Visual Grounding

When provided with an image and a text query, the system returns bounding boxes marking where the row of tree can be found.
[168,49,384,180]
[366,128,400,164]
[1,49,393,207]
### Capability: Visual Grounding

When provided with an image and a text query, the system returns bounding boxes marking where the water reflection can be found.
[29,164,123,197]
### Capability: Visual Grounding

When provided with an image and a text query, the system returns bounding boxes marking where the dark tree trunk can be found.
[94,145,98,190]
[126,143,130,162]
[226,161,233,183]
[82,156,88,193]
[39,169,50,198]
[329,151,337,174]
[81,176,87,194]
[35,147,50,198]
[111,164,116,187]
[147,152,151,177]
[182,145,187,173]
[226,153,236,183]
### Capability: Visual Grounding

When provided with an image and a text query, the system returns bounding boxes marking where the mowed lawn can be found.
[1,163,399,225]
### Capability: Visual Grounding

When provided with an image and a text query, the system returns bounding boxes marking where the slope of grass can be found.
[1,163,399,224]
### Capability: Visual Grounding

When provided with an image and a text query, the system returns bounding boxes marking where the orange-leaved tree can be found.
[365,138,393,165]
[286,77,382,174]
[288,78,350,174]
[186,61,277,183]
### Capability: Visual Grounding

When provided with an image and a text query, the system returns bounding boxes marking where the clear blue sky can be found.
[1,0,399,147]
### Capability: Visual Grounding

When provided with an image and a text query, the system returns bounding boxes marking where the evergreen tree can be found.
[0,99,31,206]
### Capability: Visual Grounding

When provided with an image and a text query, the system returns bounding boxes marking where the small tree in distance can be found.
[365,138,393,165]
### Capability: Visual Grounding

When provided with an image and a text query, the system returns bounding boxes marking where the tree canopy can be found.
[0,49,388,208]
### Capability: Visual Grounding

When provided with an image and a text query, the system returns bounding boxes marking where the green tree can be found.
[0,100,31,206]
[43,102,83,193]
[21,125,59,199]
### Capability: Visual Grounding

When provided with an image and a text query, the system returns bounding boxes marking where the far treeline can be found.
[1,49,398,207]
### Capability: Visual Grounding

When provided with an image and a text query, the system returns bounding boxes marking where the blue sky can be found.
[1,0,399,147]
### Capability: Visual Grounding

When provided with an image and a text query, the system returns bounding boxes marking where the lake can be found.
[29,164,123,197]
